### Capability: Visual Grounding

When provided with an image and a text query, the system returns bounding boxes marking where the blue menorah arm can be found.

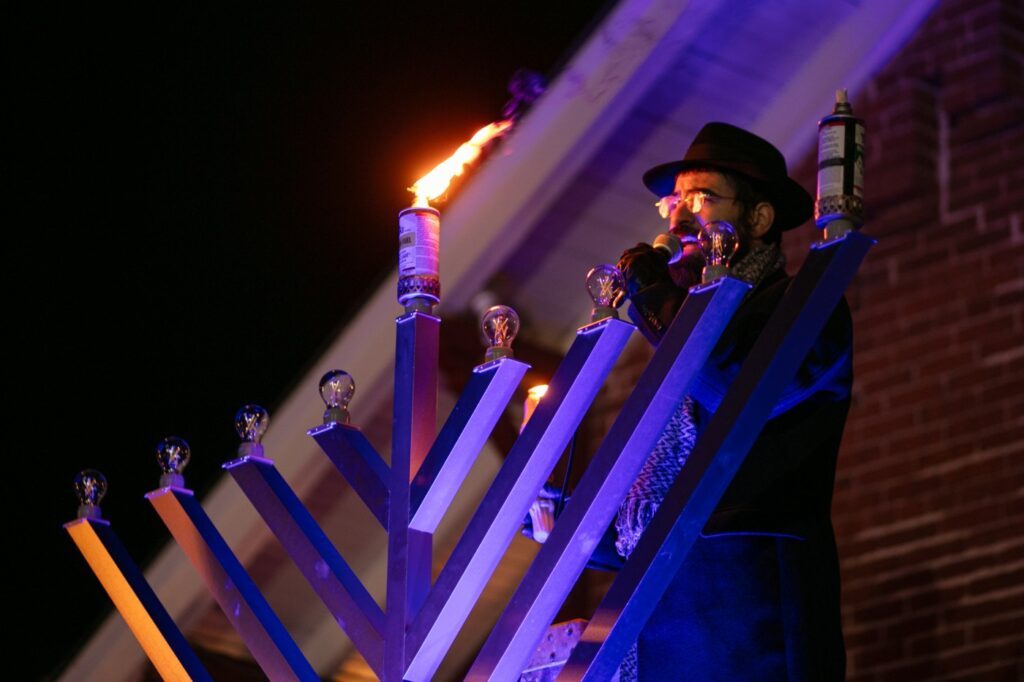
[146,487,320,682]
[409,357,530,533]
[224,455,385,676]
[467,276,750,680]
[562,231,876,681]
[403,317,634,682]
[65,517,213,682]
[384,310,440,681]
[309,422,389,527]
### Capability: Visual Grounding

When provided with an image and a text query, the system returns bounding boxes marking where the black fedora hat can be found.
[642,122,813,231]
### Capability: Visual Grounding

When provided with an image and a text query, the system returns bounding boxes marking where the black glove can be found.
[618,243,686,345]
[617,243,672,297]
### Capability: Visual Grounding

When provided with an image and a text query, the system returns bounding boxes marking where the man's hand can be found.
[617,243,672,296]
[617,242,689,345]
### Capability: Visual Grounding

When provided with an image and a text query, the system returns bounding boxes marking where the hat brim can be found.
[642,159,813,232]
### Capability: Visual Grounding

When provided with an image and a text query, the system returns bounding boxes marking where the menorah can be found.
[65,229,870,681]
[66,93,871,682]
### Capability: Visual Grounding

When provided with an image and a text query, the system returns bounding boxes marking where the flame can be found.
[522,384,549,432]
[527,384,549,400]
[409,119,514,207]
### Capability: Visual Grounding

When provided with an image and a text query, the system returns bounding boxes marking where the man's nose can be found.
[671,203,696,232]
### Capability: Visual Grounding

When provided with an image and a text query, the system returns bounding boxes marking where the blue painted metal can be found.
[146,487,319,681]
[309,422,390,527]
[65,517,212,681]
[79,233,869,679]
[561,231,875,681]
[468,276,750,680]
[404,317,635,682]
[384,311,439,681]
[224,455,385,676]
[410,357,530,533]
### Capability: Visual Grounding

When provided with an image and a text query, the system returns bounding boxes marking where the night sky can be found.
[12,3,606,678]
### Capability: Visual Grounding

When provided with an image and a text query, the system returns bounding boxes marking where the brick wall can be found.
[592,0,1023,678]
[796,0,1022,678]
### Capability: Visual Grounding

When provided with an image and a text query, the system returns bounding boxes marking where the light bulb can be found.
[481,305,520,362]
[235,404,269,457]
[320,370,355,424]
[698,220,739,282]
[74,469,107,519]
[156,436,190,489]
[585,264,625,321]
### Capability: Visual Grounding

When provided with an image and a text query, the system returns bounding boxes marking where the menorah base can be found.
[520,620,621,682]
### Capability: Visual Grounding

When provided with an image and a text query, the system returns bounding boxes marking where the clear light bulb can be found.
[319,369,355,424]
[235,404,269,457]
[481,304,520,362]
[698,220,739,282]
[74,469,107,520]
[585,264,625,322]
[156,436,191,489]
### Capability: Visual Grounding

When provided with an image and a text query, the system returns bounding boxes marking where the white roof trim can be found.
[756,0,941,163]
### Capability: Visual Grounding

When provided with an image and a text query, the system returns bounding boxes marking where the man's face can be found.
[663,170,748,283]
[667,170,746,242]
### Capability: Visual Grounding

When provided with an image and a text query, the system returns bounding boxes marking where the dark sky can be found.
[12,3,606,678]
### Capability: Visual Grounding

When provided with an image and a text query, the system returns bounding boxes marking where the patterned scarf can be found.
[613,243,785,680]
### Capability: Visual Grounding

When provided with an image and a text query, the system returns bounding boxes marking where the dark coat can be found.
[623,269,853,680]
[693,269,852,540]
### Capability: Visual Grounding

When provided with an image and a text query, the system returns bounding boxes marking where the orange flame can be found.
[521,384,549,432]
[409,119,514,207]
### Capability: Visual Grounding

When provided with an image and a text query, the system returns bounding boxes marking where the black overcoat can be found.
[626,269,853,681]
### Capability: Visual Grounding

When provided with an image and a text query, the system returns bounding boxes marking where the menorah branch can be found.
[405,317,634,682]
[147,487,319,681]
[65,517,212,682]
[385,311,440,680]
[310,423,390,527]
[469,276,750,680]
[225,455,386,676]
[410,357,530,533]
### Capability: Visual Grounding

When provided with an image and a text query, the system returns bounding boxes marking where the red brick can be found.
[844,540,967,586]
[981,373,1024,406]
[851,640,907,669]
[949,92,1024,145]
[946,169,1019,212]
[976,421,1024,452]
[846,672,878,682]
[907,583,969,613]
[944,662,1024,682]
[908,627,968,657]
[953,130,1024,183]
[937,639,1023,675]
[971,611,1024,642]
[951,115,1024,152]
[966,565,1024,598]
[941,594,1024,630]
[879,659,940,681]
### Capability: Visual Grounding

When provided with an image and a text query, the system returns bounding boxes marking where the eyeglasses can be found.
[655,189,736,219]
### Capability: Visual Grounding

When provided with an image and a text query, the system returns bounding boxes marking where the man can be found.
[610,122,852,680]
